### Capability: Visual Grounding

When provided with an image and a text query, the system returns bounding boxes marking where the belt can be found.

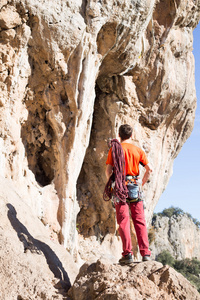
[126,198,142,203]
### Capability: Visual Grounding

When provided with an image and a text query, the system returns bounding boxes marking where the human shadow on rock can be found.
[7,203,71,292]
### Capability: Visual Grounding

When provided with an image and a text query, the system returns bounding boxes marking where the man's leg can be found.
[130,201,151,257]
[115,202,133,256]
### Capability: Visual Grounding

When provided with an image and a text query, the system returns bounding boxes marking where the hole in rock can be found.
[35,148,54,186]
[21,110,55,187]
[60,91,69,105]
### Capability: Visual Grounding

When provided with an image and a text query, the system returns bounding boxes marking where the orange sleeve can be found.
[139,149,149,166]
[106,148,114,166]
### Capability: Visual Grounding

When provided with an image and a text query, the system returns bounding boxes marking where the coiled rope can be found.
[103,139,128,202]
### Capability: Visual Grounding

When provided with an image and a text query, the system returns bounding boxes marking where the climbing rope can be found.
[103,139,128,202]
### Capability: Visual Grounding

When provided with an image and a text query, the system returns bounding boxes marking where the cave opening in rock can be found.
[34,144,55,187]
[21,107,56,187]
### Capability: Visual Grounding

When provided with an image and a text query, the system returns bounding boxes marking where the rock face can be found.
[0,0,200,263]
[0,1,200,298]
[150,214,200,260]
[69,259,200,299]
[0,176,78,299]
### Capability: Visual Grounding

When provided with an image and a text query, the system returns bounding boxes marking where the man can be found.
[105,124,152,264]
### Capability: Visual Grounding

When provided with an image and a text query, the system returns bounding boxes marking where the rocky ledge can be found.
[69,259,200,300]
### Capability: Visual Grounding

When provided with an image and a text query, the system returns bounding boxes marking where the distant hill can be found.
[150,206,200,260]
[150,206,200,293]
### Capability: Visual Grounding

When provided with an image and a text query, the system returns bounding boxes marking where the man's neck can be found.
[120,138,132,144]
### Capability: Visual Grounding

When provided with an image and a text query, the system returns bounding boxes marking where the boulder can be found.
[0,5,22,29]
[69,259,200,299]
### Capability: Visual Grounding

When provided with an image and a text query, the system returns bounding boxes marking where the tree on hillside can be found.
[156,250,175,267]
[154,206,200,228]
[158,206,184,218]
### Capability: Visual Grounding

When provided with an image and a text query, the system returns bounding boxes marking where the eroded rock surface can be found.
[69,259,200,300]
[0,176,78,299]
[0,0,199,263]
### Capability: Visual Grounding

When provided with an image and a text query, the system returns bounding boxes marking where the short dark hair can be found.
[119,124,133,140]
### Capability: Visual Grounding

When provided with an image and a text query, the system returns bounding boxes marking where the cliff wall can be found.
[1,0,200,298]
[150,213,200,260]
[0,0,199,261]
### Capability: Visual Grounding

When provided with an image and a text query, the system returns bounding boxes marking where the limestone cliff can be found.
[1,0,200,298]
[150,212,200,260]
[0,0,200,262]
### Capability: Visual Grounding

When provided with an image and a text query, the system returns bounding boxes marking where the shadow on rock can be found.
[7,203,71,293]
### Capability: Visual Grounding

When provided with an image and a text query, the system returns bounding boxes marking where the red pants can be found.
[115,201,151,257]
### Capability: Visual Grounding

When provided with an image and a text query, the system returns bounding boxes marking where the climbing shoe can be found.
[142,255,151,262]
[119,253,133,265]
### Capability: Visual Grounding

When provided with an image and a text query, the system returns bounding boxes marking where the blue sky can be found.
[154,22,200,220]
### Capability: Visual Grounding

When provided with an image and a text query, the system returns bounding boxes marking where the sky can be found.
[154,22,200,220]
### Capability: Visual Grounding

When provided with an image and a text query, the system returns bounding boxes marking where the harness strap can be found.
[126,198,138,203]
[126,198,142,203]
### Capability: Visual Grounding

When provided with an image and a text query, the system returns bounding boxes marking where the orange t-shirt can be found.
[106,142,148,176]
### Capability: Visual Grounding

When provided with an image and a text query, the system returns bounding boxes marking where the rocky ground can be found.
[0,176,78,299]
[69,259,200,300]
[0,175,200,299]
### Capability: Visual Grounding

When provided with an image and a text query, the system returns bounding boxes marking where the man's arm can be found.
[142,164,152,186]
[105,164,113,181]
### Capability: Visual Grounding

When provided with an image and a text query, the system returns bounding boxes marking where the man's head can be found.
[119,124,133,141]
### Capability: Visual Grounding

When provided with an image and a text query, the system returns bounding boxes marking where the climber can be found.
[104,124,152,265]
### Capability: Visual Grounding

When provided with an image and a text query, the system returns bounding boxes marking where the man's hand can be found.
[142,164,152,186]
[105,164,113,181]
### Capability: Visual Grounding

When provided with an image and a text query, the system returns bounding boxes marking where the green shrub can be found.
[174,258,200,276]
[156,250,175,267]
[159,206,184,218]
[154,206,200,228]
